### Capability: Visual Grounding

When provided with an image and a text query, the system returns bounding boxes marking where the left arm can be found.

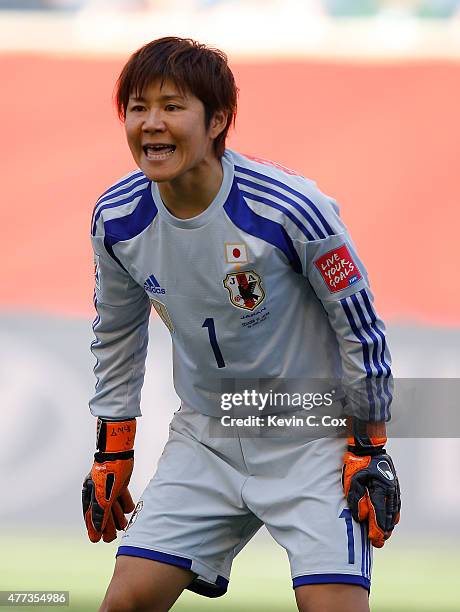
[299,192,400,547]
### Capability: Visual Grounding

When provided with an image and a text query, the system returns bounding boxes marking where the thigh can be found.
[245,437,372,592]
[100,555,195,612]
[295,583,369,612]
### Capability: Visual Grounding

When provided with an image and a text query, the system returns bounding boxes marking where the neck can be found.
[158,156,223,220]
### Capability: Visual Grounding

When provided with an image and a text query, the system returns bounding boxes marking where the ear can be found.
[208,110,228,139]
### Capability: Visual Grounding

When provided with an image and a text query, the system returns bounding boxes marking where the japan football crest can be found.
[223,270,265,311]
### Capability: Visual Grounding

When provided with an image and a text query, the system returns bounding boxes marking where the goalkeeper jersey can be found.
[90,149,392,420]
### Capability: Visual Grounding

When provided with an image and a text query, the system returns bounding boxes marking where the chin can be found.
[138,157,181,183]
[148,174,171,183]
[138,164,168,182]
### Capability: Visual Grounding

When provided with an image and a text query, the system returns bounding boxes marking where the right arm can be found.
[83,231,150,542]
[90,233,151,419]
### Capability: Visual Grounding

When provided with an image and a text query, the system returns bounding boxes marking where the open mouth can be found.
[143,144,176,161]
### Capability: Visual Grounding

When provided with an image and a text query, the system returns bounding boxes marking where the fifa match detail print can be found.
[314,244,362,293]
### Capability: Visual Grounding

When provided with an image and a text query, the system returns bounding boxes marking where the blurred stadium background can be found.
[1,1,460,610]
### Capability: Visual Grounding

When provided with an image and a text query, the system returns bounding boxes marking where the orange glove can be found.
[82,418,136,543]
[342,451,400,548]
[342,418,401,548]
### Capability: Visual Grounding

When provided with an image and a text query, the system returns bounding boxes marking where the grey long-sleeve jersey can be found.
[90,149,392,421]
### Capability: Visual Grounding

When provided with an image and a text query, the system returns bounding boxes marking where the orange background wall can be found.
[2,55,459,324]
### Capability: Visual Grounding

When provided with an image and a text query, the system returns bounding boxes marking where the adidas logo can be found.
[143,274,166,295]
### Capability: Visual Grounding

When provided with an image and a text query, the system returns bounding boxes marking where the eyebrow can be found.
[129,93,186,102]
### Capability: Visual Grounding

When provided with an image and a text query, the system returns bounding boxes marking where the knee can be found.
[99,587,170,612]
[99,589,143,612]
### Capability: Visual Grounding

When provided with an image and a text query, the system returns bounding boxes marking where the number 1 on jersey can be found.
[202,318,226,368]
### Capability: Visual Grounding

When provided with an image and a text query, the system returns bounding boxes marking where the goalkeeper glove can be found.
[342,418,401,548]
[82,418,136,543]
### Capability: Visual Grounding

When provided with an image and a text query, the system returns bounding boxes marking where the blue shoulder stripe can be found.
[97,176,149,207]
[238,188,316,241]
[236,176,326,239]
[92,178,150,236]
[103,183,158,268]
[224,180,302,274]
[235,165,335,236]
[97,170,145,201]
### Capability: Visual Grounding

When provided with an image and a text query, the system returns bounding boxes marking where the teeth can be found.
[144,145,175,161]
[145,144,175,151]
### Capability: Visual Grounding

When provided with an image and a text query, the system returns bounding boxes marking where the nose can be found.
[142,109,166,132]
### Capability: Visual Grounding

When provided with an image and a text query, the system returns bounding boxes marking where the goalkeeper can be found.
[83,37,400,612]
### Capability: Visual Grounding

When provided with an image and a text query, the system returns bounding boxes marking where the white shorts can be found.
[118,405,372,598]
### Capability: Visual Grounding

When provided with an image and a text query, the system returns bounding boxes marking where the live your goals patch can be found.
[314,244,361,293]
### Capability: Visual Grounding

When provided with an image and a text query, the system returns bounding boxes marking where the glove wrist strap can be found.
[347,445,386,457]
[94,450,134,462]
[347,417,387,456]
[96,418,136,453]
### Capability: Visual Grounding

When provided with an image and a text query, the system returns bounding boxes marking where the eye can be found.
[165,104,180,111]
[129,105,145,112]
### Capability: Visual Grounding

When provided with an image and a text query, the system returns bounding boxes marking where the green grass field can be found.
[1,534,458,611]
